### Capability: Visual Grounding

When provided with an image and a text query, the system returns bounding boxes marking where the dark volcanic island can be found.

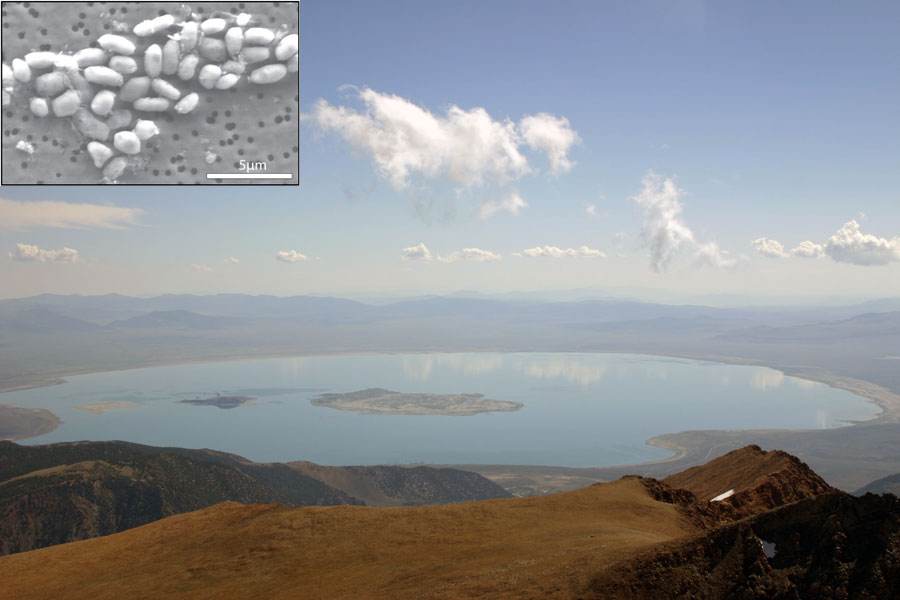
[177,395,258,409]
[311,388,523,416]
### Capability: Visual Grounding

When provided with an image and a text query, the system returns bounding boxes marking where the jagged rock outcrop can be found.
[583,491,900,599]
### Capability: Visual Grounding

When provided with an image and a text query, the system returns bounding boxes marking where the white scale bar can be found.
[206,173,293,179]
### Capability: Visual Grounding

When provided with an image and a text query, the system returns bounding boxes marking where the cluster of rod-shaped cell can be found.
[1,9,298,182]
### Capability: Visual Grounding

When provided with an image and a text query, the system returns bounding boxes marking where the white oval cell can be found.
[119,76,151,102]
[74,48,108,68]
[133,97,170,112]
[275,34,299,61]
[90,90,116,116]
[286,52,298,73]
[200,17,227,35]
[222,60,245,75]
[179,21,199,52]
[235,12,251,27]
[113,130,141,154]
[109,56,138,75]
[106,109,133,130]
[214,73,241,90]
[198,64,222,89]
[198,38,227,62]
[87,141,114,169]
[24,51,58,69]
[35,72,68,97]
[173,92,199,114]
[53,54,79,70]
[144,44,162,78]
[103,156,129,181]
[97,34,137,56]
[151,78,181,100]
[85,66,124,87]
[244,28,275,45]
[2,63,14,88]
[249,64,287,85]
[29,97,49,117]
[162,39,180,75]
[225,27,244,57]
[133,14,176,37]
[51,89,81,117]
[133,119,160,140]
[177,54,200,80]
[12,58,31,83]
[240,47,270,64]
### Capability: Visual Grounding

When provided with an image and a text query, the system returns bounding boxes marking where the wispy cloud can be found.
[190,263,212,272]
[0,198,142,230]
[223,257,240,264]
[276,250,309,263]
[8,242,80,263]
[519,245,605,258]
[791,240,824,258]
[477,191,527,220]
[438,248,502,263]
[631,171,735,271]
[518,113,581,176]
[751,237,789,258]
[401,243,433,262]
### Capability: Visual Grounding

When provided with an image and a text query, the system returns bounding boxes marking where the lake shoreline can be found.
[1,349,896,486]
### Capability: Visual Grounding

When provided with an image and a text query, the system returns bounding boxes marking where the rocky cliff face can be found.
[663,444,836,521]
[584,491,900,599]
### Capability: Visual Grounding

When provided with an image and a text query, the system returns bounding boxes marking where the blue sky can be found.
[2,0,899,302]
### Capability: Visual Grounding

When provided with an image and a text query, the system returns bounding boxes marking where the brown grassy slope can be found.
[0,477,696,600]
[663,444,834,509]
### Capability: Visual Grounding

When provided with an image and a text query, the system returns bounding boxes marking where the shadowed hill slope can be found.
[0,441,509,556]
[0,445,863,599]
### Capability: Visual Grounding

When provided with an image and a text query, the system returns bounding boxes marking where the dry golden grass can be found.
[0,477,697,599]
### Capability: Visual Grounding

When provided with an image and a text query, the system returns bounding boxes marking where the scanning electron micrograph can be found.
[1,1,299,184]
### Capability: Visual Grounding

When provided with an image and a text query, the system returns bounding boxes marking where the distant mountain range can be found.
[0,440,510,556]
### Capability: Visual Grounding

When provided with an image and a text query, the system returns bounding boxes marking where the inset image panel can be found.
[1,1,299,184]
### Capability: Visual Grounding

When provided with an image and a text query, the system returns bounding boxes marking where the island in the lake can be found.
[311,388,523,416]
[177,395,259,409]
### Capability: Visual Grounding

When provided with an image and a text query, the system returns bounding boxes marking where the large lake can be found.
[2,353,880,467]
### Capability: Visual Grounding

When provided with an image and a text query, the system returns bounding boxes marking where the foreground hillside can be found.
[0,440,509,555]
[4,445,895,599]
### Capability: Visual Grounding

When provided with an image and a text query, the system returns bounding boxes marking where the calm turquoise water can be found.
[1,353,880,467]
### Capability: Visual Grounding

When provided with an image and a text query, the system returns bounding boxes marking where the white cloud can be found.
[751,237,789,258]
[190,263,212,272]
[520,245,605,258]
[477,191,527,220]
[824,220,900,266]
[8,242,80,263]
[401,243,433,261]
[694,241,737,269]
[791,240,824,258]
[585,204,598,217]
[276,250,309,263]
[0,198,142,230]
[631,171,734,271]
[306,88,578,200]
[223,257,240,264]
[518,113,580,176]
[438,248,502,263]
